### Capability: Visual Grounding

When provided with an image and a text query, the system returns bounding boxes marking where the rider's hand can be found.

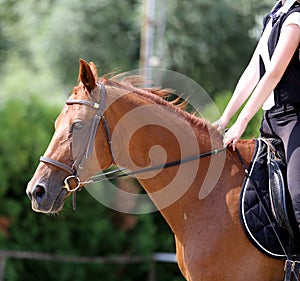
[223,120,247,150]
[212,119,225,133]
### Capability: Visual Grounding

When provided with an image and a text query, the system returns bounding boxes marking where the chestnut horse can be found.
[27,60,284,280]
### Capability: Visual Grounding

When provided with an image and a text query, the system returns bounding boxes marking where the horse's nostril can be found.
[34,185,46,200]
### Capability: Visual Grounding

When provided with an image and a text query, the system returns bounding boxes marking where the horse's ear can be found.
[89,62,98,81]
[79,59,97,92]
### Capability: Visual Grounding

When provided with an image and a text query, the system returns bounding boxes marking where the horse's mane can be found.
[103,75,208,128]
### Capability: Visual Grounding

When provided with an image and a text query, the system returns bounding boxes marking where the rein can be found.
[39,82,227,210]
[81,147,227,185]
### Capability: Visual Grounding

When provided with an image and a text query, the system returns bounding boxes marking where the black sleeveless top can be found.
[260,3,300,106]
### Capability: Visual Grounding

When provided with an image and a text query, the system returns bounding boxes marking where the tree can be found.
[0,0,273,98]
[163,0,271,95]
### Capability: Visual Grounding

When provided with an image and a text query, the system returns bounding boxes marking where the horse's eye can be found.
[72,121,84,131]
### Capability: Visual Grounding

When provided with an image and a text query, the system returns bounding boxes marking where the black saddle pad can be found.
[240,138,300,259]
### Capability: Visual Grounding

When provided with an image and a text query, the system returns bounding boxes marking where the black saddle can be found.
[240,138,300,259]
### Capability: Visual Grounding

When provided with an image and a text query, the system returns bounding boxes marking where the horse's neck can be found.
[106,89,215,173]
[104,88,255,238]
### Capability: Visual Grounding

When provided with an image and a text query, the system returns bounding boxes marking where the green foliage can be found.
[0,0,141,88]
[0,97,57,212]
[164,0,271,95]
[0,0,273,97]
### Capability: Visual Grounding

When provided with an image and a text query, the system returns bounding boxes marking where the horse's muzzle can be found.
[26,180,66,213]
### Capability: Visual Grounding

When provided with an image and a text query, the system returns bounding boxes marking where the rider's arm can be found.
[223,23,300,149]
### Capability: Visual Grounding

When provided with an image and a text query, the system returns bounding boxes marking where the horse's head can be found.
[26,60,113,213]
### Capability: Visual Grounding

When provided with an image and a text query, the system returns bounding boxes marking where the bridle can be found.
[39,81,227,210]
[40,81,114,194]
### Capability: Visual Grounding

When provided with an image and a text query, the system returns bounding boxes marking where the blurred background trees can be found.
[0,0,271,280]
[1,0,271,97]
